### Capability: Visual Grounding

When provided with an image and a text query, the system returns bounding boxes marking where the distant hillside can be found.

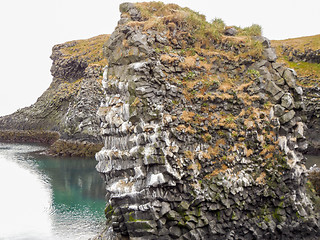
[272,35,320,87]
[0,34,109,156]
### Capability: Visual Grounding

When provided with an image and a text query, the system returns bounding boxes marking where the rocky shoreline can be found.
[0,130,103,157]
[0,130,59,145]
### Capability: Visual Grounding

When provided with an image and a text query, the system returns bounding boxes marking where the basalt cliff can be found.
[94,2,320,240]
[0,1,319,239]
[272,35,320,154]
[0,35,109,156]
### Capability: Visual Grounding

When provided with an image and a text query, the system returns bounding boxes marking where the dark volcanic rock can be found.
[94,2,320,240]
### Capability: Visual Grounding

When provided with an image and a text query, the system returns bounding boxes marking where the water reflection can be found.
[0,143,106,240]
[0,155,53,240]
[306,155,320,169]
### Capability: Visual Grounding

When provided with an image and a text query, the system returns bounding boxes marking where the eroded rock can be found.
[95,3,320,240]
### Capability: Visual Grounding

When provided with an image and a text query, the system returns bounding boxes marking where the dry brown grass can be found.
[260,145,276,156]
[188,161,202,171]
[208,138,226,157]
[180,56,197,69]
[186,125,196,134]
[160,54,179,63]
[271,34,320,51]
[256,172,266,184]
[237,92,260,106]
[202,133,212,142]
[246,148,253,157]
[185,150,195,160]
[219,93,234,100]
[176,124,186,132]
[218,82,233,93]
[180,111,195,122]
[200,61,212,71]
[60,34,109,67]
[204,164,228,179]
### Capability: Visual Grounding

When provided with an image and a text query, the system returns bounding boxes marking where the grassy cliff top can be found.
[133,2,262,37]
[272,34,320,51]
[271,34,320,86]
[123,2,263,57]
[60,34,109,67]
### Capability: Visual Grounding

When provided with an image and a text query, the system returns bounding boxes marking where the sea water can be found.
[0,143,106,240]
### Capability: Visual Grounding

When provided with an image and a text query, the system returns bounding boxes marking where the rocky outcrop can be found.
[0,35,109,156]
[304,86,320,154]
[272,35,320,154]
[280,45,320,64]
[95,2,319,239]
[0,130,59,145]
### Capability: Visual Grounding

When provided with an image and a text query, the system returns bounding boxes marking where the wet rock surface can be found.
[95,3,320,240]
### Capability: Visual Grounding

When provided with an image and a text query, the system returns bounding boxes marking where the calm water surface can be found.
[306,155,320,168]
[0,143,106,240]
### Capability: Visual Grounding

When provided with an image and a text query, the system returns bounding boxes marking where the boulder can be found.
[224,27,238,36]
[283,68,297,88]
[280,110,295,124]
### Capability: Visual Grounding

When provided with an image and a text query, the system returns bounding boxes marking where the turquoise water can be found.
[0,143,106,240]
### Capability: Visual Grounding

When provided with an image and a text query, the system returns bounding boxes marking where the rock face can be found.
[95,2,319,239]
[272,35,320,154]
[304,86,320,154]
[0,35,109,148]
[280,45,320,64]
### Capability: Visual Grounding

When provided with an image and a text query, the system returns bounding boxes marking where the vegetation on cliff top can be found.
[134,2,261,37]
[60,34,109,67]
[272,34,320,51]
[131,2,263,58]
[272,35,320,87]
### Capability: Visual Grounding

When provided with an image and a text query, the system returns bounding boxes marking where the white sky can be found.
[0,0,319,117]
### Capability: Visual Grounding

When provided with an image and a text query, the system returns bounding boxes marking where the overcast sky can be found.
[0,0,319,117]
